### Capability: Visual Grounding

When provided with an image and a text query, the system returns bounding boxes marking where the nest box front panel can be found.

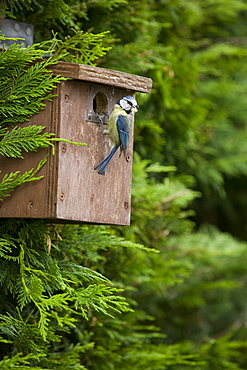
[55,80,134,225]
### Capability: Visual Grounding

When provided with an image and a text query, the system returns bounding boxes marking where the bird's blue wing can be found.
[117,115,129,152]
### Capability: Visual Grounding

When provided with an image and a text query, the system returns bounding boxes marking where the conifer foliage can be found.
[0,34,64,200]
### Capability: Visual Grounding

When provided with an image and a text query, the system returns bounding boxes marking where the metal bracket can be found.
[85,84,116,124]
[86,110,108,125]
[0,19,34,48]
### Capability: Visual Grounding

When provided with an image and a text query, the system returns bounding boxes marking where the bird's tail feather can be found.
[94,145,119,175]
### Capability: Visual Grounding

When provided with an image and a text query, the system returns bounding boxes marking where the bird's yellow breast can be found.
[107,105,128,146]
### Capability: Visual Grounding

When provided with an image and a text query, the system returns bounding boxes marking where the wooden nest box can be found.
[0,62,152,225]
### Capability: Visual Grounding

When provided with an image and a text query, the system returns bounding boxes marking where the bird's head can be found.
[117,96,139,114]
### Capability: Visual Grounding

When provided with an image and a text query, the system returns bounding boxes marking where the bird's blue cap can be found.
[117,95,135,105]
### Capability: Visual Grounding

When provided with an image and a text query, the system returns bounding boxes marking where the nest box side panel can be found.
[55,80,133,225]
[0,103,54,218]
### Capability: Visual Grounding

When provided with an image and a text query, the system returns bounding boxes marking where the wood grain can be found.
[51,61,152,93]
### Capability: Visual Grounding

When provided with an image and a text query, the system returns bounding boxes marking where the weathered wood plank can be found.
[51,61,152,93]
[55,81,133,225]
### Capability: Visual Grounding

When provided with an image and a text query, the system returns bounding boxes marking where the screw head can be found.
[124,201,128,209]
[28,200,34,209]
[26,27,32,36]
[62,143,67,153]
[64,94,69,103]
[126,153,131,162]
[14,23,20,32]
[60,193,65,201]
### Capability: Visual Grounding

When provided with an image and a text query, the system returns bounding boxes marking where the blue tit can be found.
[94,95,139,175]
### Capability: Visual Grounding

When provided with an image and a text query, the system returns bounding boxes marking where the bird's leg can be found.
[96,111,109,133]
[96,111,109,134]
[103,111,109,119]
[96,113,104,127]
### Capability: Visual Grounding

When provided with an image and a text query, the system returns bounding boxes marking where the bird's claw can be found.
[96,113,103,127]
[96,111,109,127]
[103,111,109,119]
